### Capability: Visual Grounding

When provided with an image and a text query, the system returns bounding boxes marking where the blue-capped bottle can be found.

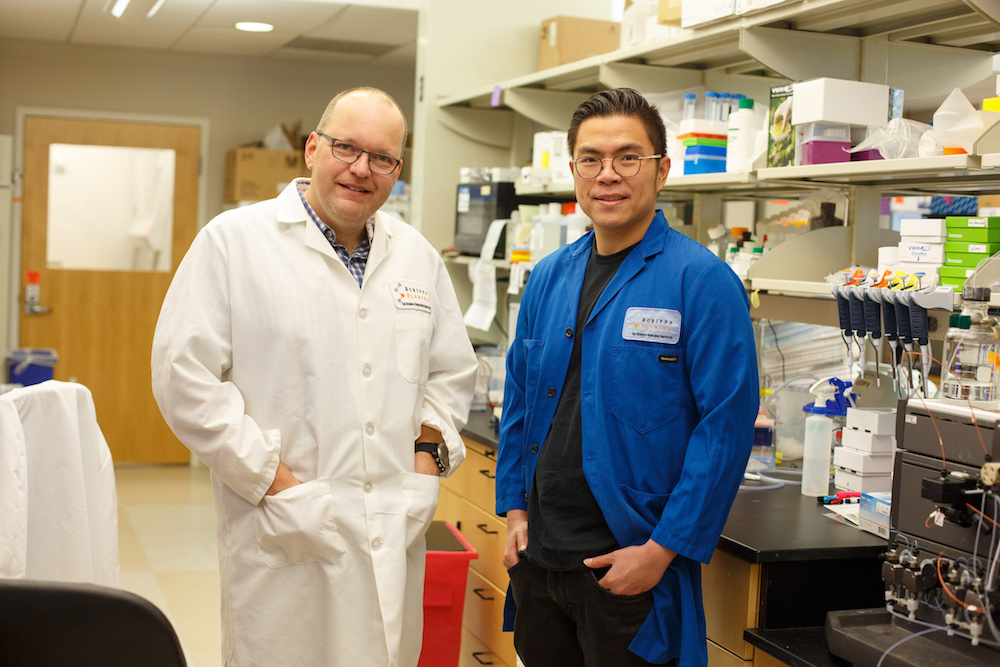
[941,285,1000,409]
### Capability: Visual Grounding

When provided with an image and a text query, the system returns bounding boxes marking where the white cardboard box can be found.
[681,0,735,27]
[898,242,945,264]
[859,515,890,539]
[901,234,947,245]
[860,491,892,527]
[791,78,890,127]
[834,446,894,474]
[900,218,946,237]
[841,428,895,454]
[845,408,896,435]
[834,468,893,493]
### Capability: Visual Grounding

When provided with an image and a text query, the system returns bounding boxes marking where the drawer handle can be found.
[484,449,496,460]
[472,652,494,665]
[473,587,495,601]
[476,523,498,535]
[479,469,496,480]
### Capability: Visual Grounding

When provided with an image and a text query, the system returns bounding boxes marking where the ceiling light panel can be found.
[72,0,215,50]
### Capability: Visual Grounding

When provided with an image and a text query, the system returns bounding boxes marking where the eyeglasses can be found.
[316,132,401,175]
[571,154,662,179]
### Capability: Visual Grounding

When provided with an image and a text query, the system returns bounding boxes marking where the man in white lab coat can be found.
[151,88,477,666]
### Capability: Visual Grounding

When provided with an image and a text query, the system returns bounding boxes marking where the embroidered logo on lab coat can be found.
[391,280,432,313]
[622,307,681,344]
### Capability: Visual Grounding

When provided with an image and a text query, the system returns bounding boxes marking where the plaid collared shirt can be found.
[296,180,373,288]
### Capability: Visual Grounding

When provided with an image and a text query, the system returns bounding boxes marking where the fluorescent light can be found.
[109,0,131,18]
[147,0,166,17]
[235,22,274,33]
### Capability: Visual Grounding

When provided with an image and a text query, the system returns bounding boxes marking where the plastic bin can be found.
[6,348,58,386]
[418,521,479,667]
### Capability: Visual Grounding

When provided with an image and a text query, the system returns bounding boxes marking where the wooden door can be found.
[20,116,200,463]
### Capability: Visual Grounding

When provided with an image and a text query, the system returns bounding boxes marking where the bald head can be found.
[316,87,408,154]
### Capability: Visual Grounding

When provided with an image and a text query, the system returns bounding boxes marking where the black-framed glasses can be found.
[571,154,661,179]
[316,132,401,175]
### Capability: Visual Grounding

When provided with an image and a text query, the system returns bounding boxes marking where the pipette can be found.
[848,282,868,382]
[891,274,915,394]
[832,280,854,379]
[905,273,932,397]
[862,270,883,386]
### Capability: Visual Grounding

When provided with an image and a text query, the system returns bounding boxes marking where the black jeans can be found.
[507,557,664,667]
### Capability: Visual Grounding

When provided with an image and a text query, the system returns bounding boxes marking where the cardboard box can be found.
[858,515,890,539]
[834,446,894,475]
[834,468,892,493]
[766,83,795,168]
[897,242,945,264]
[791,78,890,127]
[539,16,620,71]
[900,218,946,238]
[658,0,683,26]
[860,491,892,528]
[842,428,895,454]
[225,147,310,202]
[945,216,1000,229]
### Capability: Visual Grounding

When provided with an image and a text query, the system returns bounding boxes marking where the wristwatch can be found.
[415,441,448,474]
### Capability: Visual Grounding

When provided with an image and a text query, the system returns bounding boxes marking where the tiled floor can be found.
[115,464,222,667]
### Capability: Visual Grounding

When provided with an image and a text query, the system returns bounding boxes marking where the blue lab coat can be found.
[496,211,759,665]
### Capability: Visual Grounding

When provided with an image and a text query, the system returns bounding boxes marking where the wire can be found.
[938,552,977,611]
[765,319,786,383]
[874,624,942,667]
[967,503,1000,529]
[885,604,1000,649]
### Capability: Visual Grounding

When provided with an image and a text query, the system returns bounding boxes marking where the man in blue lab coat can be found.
[495,88,759,666]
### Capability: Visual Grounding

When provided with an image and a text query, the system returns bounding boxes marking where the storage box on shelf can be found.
[224,147,309,203]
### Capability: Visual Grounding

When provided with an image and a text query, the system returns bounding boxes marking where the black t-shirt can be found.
[526,239,637,571]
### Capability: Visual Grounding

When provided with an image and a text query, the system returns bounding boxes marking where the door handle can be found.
[476,523,498,535]
[24,279,51,315]
[479,469,495,480]
[472,588,495,601]
[24,303,51,315]
[472,652,494,665]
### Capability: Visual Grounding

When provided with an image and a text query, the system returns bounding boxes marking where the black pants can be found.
[507,557,665,667]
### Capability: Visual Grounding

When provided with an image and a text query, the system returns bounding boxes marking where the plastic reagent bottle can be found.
[941,285,1000,409]
[801,384,836,497]
[718,92,731,122]
[726,97,756,173]
[705,91,719,121]
[683,93,697,120]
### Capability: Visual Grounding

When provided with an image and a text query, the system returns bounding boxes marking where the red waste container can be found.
[418,521,479,667]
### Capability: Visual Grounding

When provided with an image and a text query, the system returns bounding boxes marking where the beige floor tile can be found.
[156,570,222,667]
[117,504,151,571]
[115,464,215,506]
[125,504,218,571]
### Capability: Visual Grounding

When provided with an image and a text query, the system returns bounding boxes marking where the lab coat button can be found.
[372,539,382,551]
[359,308,368,319]
[362,365,373,377]
[363,482,373,493]
[365,424,374,435]
[546,387,556,397]
[530,443,538,454]
[565,328,573,338]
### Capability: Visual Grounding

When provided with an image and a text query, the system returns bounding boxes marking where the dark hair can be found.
[566,88,666,158]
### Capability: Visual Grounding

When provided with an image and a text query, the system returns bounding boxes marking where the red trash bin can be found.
[418,521,479,667]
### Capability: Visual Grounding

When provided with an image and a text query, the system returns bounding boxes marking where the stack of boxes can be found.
[678,119,727,175]
[833,408,895,493]
[942,216,1000,289]
[897,218,946,288]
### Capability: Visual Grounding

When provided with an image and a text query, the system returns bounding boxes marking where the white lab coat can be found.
[151,180,477,667]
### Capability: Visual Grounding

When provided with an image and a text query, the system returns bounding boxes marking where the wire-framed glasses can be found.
[572,154,661,179]
[316,132,401,175]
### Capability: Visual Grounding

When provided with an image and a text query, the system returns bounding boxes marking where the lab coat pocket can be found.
[620,483,671,536]
[401,471,440,555]
[255,477,346,568]
[610,343,681,433]
[394,313,433,385]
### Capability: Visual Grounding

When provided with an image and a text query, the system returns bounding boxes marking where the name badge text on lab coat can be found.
[622,307,681,344]
[391,280,432,314]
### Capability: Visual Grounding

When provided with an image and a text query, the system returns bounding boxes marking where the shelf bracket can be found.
[502,88,590,130]
[974,115,1000,154]
[965,0,1000,28]
[861,37,998,105]
[740,26,860,82]
[438,107,514,148]
[598,62,703,93]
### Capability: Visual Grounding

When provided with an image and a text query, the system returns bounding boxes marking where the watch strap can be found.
[415,441,447,474]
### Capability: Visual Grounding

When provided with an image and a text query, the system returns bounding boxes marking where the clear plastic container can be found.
[683,93,697,120]
[801,384,836,496]
[704,91,719,121]
[941,285,1000,409]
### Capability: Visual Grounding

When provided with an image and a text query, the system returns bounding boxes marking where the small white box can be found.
[834,468,892,493]
[791,78,890,127]
[900,218,947,237]
[845,408,896,435]
[841,428,895,454]
[834,446,894,474]
[681,0,735,28]
[859,515,890,539]
[901,234,947,245]
[860,491,892,527]
[532,131,572,183]
[898,242,945,264]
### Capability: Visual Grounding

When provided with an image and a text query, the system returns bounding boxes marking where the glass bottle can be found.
[941,285,1000,409]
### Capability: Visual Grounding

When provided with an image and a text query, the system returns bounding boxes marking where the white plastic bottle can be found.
[726,97,756,173]
[800,386,835,497]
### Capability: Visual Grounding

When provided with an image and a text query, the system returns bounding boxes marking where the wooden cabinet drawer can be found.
[445,444,497,514]
[434,485,463,525]
[458,627,511,667]
[453,497,508,590]
[707,639,751,667]
[703,550,760,660]
[463,567,517,666]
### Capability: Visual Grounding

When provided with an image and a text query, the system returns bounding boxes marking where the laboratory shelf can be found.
[756,154,993,190]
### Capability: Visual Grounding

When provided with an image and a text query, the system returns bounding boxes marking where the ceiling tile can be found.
[306,5,418,46]
[0,0,84,41]
[70,0,215,50]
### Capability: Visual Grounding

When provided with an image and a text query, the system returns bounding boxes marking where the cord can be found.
[765,319,786,383]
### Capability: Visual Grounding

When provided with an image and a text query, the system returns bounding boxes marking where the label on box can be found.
[767,83,794,168]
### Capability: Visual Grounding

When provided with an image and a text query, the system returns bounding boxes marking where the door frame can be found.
[6,106,209,378]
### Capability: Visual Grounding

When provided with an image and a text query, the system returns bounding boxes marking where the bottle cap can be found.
[738,97,754,110]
